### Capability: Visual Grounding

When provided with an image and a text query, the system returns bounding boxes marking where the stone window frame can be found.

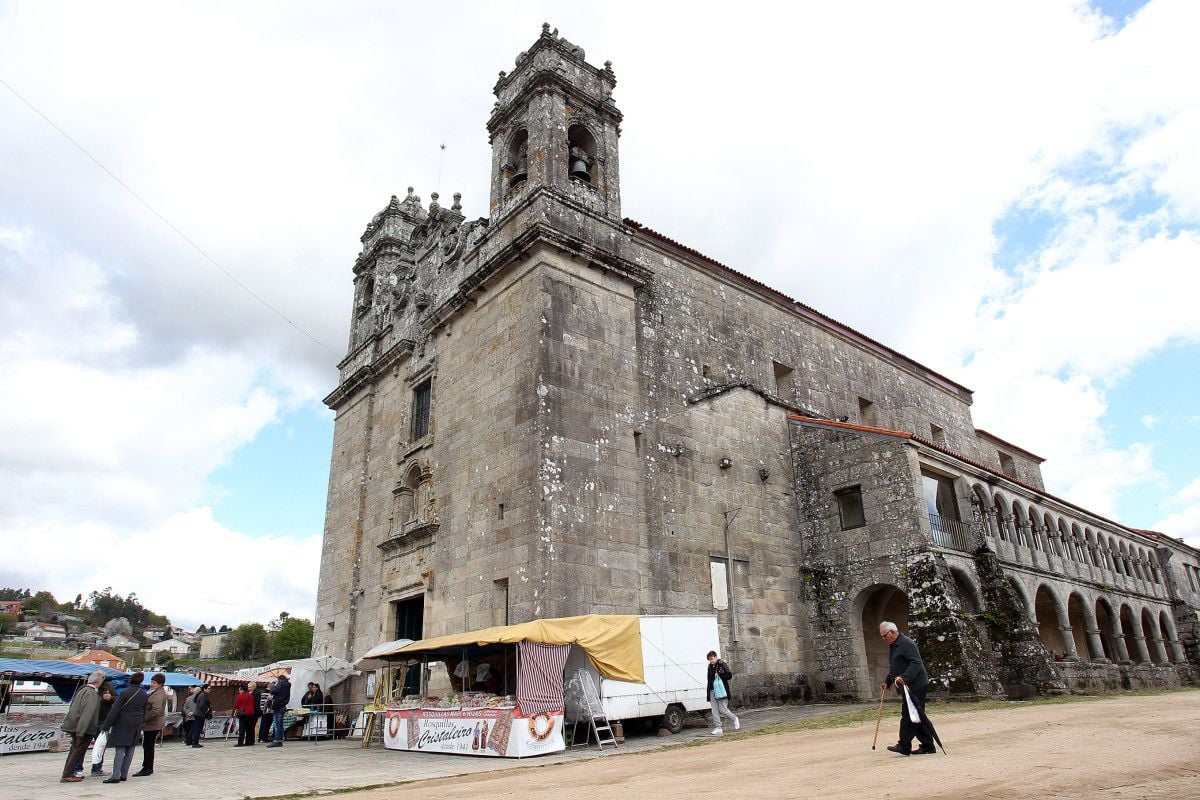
[410,378,432,442]
[834,485,867,530]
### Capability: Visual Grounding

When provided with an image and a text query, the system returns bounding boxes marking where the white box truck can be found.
[563,614,719,733]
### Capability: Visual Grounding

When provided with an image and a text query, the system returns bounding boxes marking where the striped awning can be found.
[516,642,569,715]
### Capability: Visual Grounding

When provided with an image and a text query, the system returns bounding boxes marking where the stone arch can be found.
[1007,577,1035,622]
[971,483,995,538]
[1141,607,1165,663]
[1110,537,1124,575]
[993,491,1009,542]
[1043,513,1059,557]
[1066,592,1093,660]
[1145,550,1160,583]
[1094,597,1119,661]
[948,567,985,615]
[1159,610,1180,663]
[1070,523,1085,563]
[1119,604,1143,662]
[566,123,598,183]
[506,128,529,188]
[1011,501,1029,548]
[1034,585,1067,659]
[1084,529,1101,569]
[1026,504,1043,552]
[854,583,909,698]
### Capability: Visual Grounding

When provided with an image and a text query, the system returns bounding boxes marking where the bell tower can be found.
[487,24,622,222]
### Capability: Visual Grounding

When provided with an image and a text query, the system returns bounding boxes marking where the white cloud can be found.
[0,509,320,630]
[1142,415,1159,429]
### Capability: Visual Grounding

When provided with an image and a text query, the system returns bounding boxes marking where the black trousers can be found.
[258,713,272,742]
[237,715,256,745]
[898,684,935,751]
[62,733,93,779]
[141,731,157,772]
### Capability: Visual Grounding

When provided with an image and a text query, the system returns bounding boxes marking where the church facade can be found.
[313,25,1200,702]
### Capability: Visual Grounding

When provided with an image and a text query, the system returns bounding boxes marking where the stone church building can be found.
[313,25,1200,702]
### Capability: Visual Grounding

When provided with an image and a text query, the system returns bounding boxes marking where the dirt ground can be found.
[332,691,1200,800]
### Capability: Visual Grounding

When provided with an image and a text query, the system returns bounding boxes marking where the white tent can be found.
[270,656,356,708]
[353,638,414,671]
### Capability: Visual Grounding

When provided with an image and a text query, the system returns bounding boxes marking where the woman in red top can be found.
[233,684,257,747]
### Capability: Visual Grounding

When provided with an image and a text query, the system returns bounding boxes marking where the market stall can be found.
[361,615,644,758]
[0,659,127,755]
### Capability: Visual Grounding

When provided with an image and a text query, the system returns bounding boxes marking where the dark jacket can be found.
[302,689,324,709]
[249,688,264,717]
[100,685,148,747]
[194,689,212,720]
[706,659,733,701]
[885,632,929,692]
[142,685,167,732]
[61,683,101,736]
[269,677,291,711]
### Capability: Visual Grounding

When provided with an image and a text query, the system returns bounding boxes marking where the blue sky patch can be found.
[209,404,335,538]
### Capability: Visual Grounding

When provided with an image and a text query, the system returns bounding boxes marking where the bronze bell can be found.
[569,155,591,182]
[511,152,528,185]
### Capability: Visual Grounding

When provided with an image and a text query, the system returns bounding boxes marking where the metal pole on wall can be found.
[723,508,741,647]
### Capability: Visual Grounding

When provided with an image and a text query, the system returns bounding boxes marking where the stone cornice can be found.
[487,70,622,140]
[325,335,415,409]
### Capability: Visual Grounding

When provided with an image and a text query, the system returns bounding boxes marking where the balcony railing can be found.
[929,512,976,552]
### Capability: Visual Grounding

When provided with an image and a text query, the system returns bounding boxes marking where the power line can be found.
[0,76,339,358]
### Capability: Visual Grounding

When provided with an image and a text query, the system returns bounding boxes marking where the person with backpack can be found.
[706,650,740,736]
[99,671,148,783]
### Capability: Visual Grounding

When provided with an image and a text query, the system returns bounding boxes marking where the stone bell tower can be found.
[487,23,622,222]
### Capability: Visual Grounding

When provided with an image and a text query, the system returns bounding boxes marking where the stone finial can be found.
[499,70,507,79]
[430,192,440,208]
[542,22,551,34]
[451,193,462,212]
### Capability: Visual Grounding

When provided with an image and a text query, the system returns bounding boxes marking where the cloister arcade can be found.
[928,478,1191,682]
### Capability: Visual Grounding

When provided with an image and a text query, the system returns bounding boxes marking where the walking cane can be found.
[871,683,887,750]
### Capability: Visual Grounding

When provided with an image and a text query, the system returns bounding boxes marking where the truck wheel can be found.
[661,704,686,734]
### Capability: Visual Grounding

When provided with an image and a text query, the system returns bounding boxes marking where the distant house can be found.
[198,632,229,660]
[67,648,127,672]
[24,622,66,640]
[0,600,22,615]
[104,633,139,650]
[142,626,169,642]
[150,638,191,656]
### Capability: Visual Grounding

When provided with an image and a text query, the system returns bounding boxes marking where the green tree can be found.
[154,650,177,671]
[221,623,271,660]
[0,612,17,635]
[270,618,313,660]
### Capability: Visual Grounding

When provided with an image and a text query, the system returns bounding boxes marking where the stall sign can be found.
[204,716,240,739]
[0,723,68,755]
[382,707,564,758]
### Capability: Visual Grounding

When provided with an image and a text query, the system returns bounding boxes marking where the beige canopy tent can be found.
[365,614,645,684]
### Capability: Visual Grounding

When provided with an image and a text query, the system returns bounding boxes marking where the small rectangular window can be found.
[998,451,1017,478]
[858,397,876,426]
[835,486,866,529]
[930,424,945,446]
[773,360,794,397]
[411,379,432,441]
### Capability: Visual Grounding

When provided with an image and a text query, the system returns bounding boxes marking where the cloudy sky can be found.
[1,1,1197,631]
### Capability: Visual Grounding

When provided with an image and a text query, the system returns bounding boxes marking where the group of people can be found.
[59,670,322,784]
[59,671,168,783]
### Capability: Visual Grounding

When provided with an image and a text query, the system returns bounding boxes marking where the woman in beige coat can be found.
[133,673,168,777]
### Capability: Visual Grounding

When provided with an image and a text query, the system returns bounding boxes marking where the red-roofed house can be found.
[66,648,127,672]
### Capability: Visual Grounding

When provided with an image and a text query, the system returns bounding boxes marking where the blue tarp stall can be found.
[0,659,128,702]
[154,672,203,689]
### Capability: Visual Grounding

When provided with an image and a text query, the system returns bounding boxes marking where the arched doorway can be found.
[1034,586,1066,659]
[1141,609,1164,663]
[949,568,983,615]
[856,584,909,698]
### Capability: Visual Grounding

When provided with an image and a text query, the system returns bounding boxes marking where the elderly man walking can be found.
[879,621,936,756]
[60,670,105,783]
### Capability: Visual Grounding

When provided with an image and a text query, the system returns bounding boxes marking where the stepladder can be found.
[565,669,618,751]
